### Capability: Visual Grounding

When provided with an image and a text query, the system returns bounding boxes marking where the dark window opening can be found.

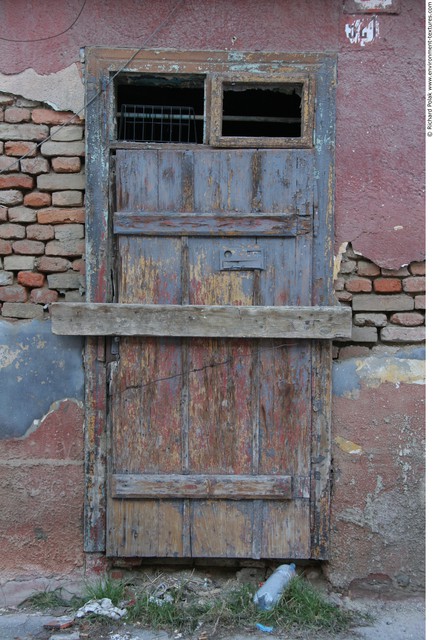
[116,75,205,143]
[222,83,302,138]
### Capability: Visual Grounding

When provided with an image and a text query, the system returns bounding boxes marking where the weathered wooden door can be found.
[106,147,319,558]
[51,50,348,559]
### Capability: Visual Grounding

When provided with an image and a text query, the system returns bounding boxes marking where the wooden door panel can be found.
[111,337,183,474]
[108,147,317,559]
[115,149,313,216]
[187,339,255,475]
[108,500,185,557]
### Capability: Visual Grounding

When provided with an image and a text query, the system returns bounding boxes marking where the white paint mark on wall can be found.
[0,345,20,370]
[345,16,379,47]
[0,64,84,114]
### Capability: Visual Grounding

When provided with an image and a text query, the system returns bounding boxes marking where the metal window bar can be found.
[119,104,198,143]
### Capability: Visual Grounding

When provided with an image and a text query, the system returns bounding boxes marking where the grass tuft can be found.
[256,576,354,633]
[82,576,129,607]
[22,588,71,611]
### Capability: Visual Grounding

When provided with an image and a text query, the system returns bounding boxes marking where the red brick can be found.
[37,207,85,224]
[30,287,59,304]
[20,157,50,175]
[36,256,71,272]
[5,141,37,157]
[409,262,425,276]
[0,190,23,206]
[26,224,54,241]
[339,260,357,274]
[4,107,31,123]
[357,260,380,277]
[381,266,410,277]
[12,239,45,255]
[373,278,402,293]
[24,191,52,208]
[0,239,12,255]
[336,290,353,303]
[52,191,83,207]
[45,239,85,257]
[0,284,27,302]
[334,277,345,291]
[403,277,425,293]
[0,223,25,239]
[1,302,44,319]
[414,295,426,310]
[390,312,424,327]
[72,259,85,274]
[352,294,413,312]
[52,157,81,173]
[0,156,19,172]
[0,173,34,189]
[8,206,37,223]
[381,326,426,343]
[32,109,81,125]
[17,271,45,288]
[338,346,372,359]
[345,278,372,293]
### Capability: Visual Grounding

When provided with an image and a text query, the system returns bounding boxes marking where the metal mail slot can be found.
[220,247,265,271]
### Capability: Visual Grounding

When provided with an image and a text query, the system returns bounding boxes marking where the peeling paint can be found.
[0,64,84,114]
[334,435,363,455]
[345,16,379,47]
[334,242,348,280]
[0,345,20,370]
[355,356,425,388]
[0,320,84,438]
[333,351,425,398]
[20,398,84,441]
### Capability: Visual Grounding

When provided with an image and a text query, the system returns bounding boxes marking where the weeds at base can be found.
[21,574,368,636]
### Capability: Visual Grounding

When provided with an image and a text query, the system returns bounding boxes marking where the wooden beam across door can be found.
[51,302,352,339]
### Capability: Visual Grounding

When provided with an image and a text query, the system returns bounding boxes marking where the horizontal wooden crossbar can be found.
[112,474,294,500]
[51,303,352,339]
[113,211,310,236]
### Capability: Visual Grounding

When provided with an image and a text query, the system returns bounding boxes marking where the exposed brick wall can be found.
[334,244,425,357]
[0,94,85,320]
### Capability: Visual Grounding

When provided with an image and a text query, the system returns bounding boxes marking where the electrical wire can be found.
[0,0,185,175]
[0,0,87,43]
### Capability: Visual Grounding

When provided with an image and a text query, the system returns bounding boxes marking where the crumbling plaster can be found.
[0,320,84,437]
[0,0,424,268]
[0,65,84,114]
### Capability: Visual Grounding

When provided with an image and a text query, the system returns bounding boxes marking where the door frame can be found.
[83,48,337,559]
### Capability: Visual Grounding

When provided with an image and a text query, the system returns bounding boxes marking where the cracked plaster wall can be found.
[0,0,424,268]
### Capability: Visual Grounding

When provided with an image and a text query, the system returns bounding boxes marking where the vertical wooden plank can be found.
[84,337,107,552]
[191,500,254,558]
[193,149,222,212]
[310,57,337,559]
[219,150,253,213]
[109,232,185,555]
[261,501,310,558]
[84,61,112,551]
[116,150,159,212]
[107,500,184,557]
[188,237,255,475]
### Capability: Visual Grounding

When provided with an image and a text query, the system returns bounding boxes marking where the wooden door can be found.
[106,147,317,558]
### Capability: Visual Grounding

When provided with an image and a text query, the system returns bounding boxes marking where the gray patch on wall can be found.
[0,319,84,438]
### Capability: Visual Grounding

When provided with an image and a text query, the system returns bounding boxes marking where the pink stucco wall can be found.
[0,0,425,268]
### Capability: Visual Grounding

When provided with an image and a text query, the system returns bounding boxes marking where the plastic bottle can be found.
[253,563,296,611]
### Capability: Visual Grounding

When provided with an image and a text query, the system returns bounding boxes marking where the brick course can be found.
[0,97,85,318]
[334,244,425,354]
